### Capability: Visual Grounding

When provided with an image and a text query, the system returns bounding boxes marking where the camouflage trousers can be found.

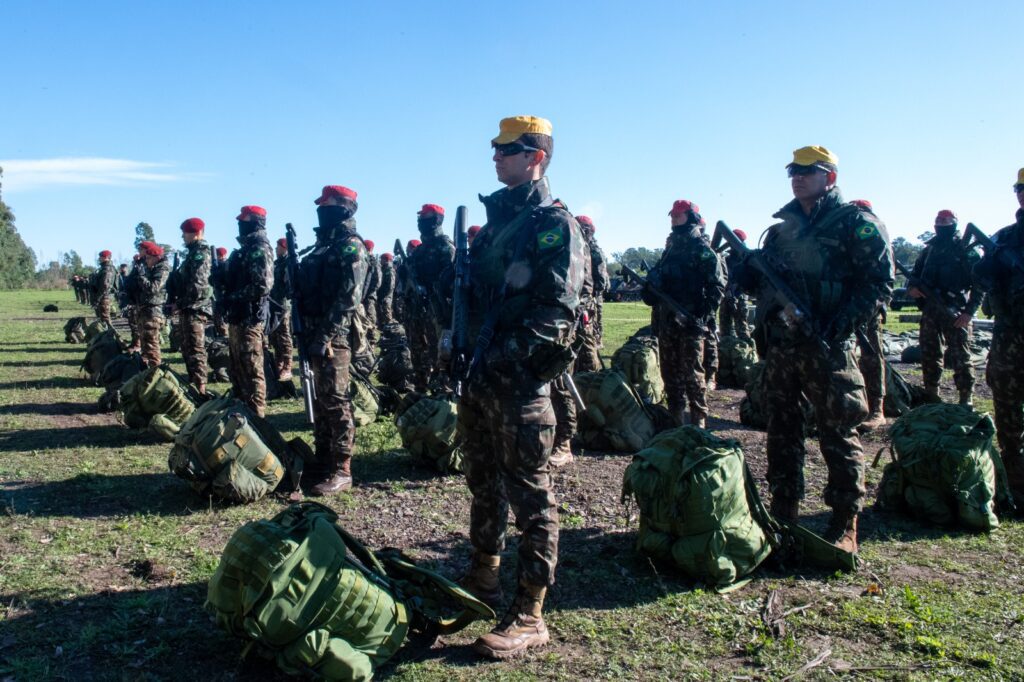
[458,383,559,587]
[269,307,293,381]
[362,298,378,344]
[126,306,141,350]
[704,317,719,383]
[857,310,886,409]
[919,310,973,394]
[550,369,577,451]
[764,339,868,513]
[212,311,228,338]
[593,298,605,349]
[377,295,394,326]
[228,323,267,418]
[987,326,1024,475]
[137,308,164,368]
[309,337,354,477]
[573,308,602,374]
[178,309,209,393]
[407,312,439,392]
[720,293,752,339]
[94,296,112,325]
[657,323,708,420]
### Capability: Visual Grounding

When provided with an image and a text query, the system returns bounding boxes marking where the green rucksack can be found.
[622,426,773,588]
[610,326,664,405]
[717,336,758,389]
[875,404,1014,531]
[84,319,112,344]
[96,352,145,413]
[395,393,464,473]
[350,372,380,426]
[64,316,87,344]
[739,362,815,434]
[82,328,126,383]
[119,365,198,441]
[207,502,492,681]
[168,395,293,503]
[575,369,658,453]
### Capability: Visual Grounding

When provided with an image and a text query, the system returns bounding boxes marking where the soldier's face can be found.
[791,168,830,202]
[1016,186,1024,209]
[277,244,287,257]
[183,232,200,245]
[144,254,159,268]
[493,146,539,187]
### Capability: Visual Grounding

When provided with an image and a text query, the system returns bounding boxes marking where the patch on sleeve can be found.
[536,228,564,250]
[193,253,205,261]
[343,243,360,256]
[856,223,879,240]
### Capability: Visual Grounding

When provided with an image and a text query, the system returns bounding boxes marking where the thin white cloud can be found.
[0,157,208,192]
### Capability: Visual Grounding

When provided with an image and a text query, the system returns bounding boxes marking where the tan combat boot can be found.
[473,582,549,659]
[309,455,353,496]
[769,496,800,523]
[548,441,574,468]
[858,398,887,432]
[459,552,503,609]
[826,510,858,554]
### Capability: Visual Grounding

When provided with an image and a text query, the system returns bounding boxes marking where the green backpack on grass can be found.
[207,502,492,681]
[350,372,380,426]
[96,352,145,412]
[82,328,126,383]
[119,365,198,440]
[575,369,658,453]
[716,336,758,389]
[84,319,112,344]
[610,326,664,405]
[395,393,464,473]
[876,404,1014,530]
[882,360,930,418]
[64,316,87,344]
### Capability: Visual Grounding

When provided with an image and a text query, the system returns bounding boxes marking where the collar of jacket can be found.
[479,176,552,218]
[236,228,268,246]
[775,186,846,226]
[671,224,703,241]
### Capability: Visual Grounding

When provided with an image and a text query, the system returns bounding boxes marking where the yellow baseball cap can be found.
[1015,167,1024,188]
[492,115,553,145]
[787,145,839,170]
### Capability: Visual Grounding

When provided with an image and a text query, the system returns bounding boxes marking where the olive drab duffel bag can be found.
[84,318,113,344]
[168,395,292,503]
[96,352,145,413]
[716,335,759,389]
[395,393,464,473]
[610,326,664,405]
[207,502,493,681]
[574,369,658,453]
[119,365,199,441]
[64,316,87,343]
[82,328,127,383]
[875,404,1014,531]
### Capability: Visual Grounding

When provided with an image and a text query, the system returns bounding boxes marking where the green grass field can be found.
[1,290,1022,681]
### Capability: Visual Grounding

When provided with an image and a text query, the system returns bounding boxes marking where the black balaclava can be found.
[315,200,357,241]
[934,223,957,240]
[238,217,266,238]
[418,212,444,237]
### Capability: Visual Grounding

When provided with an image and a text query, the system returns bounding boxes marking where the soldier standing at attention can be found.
[135,241,171,367]
[457,115,584,659]
[124,254,144,351]
[406,205,455,391]
[848,200,889,432]
[644,200,726,428]
[377,252,396,326]
[973,168,1024,502]
[93,250,118,324]
[908,209,981,405]
[171,218,214,395]
[573,216,610,373]
[735,146,893,553]
[212,246,230,338]
[223,205,274,417]
[361,240,381,343]
[720,229,753,340]
[297,185,368,495]
[269,237,293,383]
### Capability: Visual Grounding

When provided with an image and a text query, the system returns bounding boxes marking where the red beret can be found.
[850,199,873,210]
[315,185,357,205]
[468,226,482,237]
[381,253,393,262]
[277,238,288,249]
[216,247,228,258]
[364,239,375,252]
[236,205,267,221]
[408,239,422,249]
[99,250,112,259]
[418,204,444,217]
[669,200,700,217]
[138,241,164,258]
[576,215,594,228]
[733,229,748,242]
[936,209,958,225]
[180,217,205,233]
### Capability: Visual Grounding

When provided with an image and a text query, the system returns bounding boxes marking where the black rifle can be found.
[963,222,1024,294]
[711,220,829,350]
[620,263,707,332]
[448,206,471,397]
[285,223,316,424]
[394,238,407,263]
[164,250,182,315]
[893,259,959,323]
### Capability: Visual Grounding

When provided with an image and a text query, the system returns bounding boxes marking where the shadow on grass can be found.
[2,472,199,518]
[0,376,91,391]
[1,358,87,368]
[0,344,87,354]
[0,422,154,453]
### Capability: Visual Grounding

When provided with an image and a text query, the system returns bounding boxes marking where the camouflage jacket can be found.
[363,251,381,302]
[974,208,1024,326]
[647,225,726,327]
[739,187,894,346]
[406,230,454,310]
[222,229,274,326]
[379,258,396,301]
[588,235,611,297]
[468,177,585,395]
[136,256,171,312]
[911,233,981,314]
[270,255,291,313]
[172,239,214,315]
[93,261,118,300]
[297,220,368,348]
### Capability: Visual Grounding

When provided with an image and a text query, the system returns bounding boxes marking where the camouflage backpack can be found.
[350,372,380,426]
[206,336,231,383]
[64,316,87,344]
[610,326,664,405]
[207,502,492,681]
[84,319,112,344]
[96,352,145,413]
[876,404,1014,530]
[395,393,464,473]
[575,369,657,453]
[739,362,815,433]
[377,323,415,393]
[168,395,293,503]
[716,336,759,389]
[119,365,198,441]
[82,329,126,383]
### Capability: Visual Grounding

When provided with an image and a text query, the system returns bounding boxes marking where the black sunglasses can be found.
[493,142,539,157]
[787,165,826,178]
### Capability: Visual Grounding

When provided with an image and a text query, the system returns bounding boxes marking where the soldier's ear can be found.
[529,149,547,170]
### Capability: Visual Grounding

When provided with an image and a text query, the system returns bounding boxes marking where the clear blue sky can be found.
[2,1,1022,267]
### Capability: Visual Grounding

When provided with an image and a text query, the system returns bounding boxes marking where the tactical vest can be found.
[409,233,454,293]
[986,223,1024,323]
[298,235,362,319]
[652,228,713,307]
[916,237,974,306]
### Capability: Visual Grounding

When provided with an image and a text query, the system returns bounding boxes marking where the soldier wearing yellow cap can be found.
[456,115,585,659]
[733,145,893,554]
[973,167,1024,503]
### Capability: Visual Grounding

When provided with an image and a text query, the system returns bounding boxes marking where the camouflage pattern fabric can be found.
[95,296,113,325]
[405,232,454,391]
[179,310,209,393]
[92,260,118,322]
[310,340,355,476]
[228,323,267,417]
[919,311,973,394]
[269,306,293,381]
[703,317,720,383]
[173,239,214,317]
[721,250,752,339]
[135,256,170,310]
[222,229,274,326]
[137,309,164,368]
[857,308,886,409]
[377,257,396,326]
[550,369,577,454]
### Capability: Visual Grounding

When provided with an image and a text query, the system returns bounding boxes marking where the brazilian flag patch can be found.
[856,224,878,240]
[343,244,359,255]
[537,229,563,250]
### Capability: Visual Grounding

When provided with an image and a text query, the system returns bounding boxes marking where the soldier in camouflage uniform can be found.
[211,247,230,338]
[734,146,893,553]
[573,216,610,373]
[123,255,144,351]
[908,209,982,405]
[222,205,275,418]
[643,200,726,428]
[92,250,118,324]
[406,205,454,391]
[269,238,294,382]
[848,200,889,431]
[457,116,585,659]
[134,241,170,367]
[720,229,753,339]
[170,218,214,395]
[377,252,396,326]
[361,240,381,344]
[973,168,1024,503]
[297,185,368,495]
